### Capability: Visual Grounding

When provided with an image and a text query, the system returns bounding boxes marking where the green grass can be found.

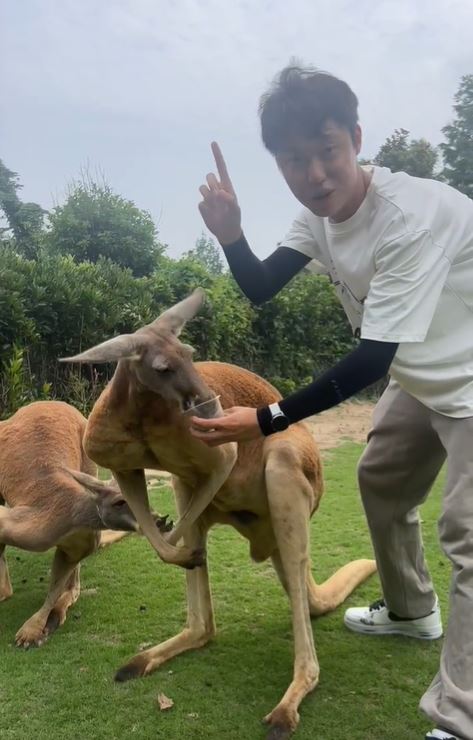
[0,444,449,740]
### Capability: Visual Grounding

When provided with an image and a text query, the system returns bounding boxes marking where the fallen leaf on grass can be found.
[139,642,153,651]
[157,693,174,711]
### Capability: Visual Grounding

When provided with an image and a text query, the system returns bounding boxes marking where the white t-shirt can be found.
[282,165,473,417]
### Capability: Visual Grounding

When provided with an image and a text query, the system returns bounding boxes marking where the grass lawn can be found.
[0,443,449,740]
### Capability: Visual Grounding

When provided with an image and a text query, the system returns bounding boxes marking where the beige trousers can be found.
[358,382,473,739]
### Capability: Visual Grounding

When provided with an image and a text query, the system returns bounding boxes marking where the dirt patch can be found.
[306,400,375,450]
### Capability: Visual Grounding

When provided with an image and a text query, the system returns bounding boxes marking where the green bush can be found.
[0,243,357,415]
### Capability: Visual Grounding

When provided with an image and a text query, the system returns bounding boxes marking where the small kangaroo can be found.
[0,400,160,648]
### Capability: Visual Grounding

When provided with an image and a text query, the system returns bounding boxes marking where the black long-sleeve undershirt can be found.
[222,234,311,304]
[220,234,398,434]
[257,338,397,434]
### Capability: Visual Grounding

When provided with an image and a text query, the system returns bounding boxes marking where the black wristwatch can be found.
[268,402,289,432]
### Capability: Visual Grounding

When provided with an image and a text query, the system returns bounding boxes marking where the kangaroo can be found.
[0,400,168,648]
[63,289,376,738]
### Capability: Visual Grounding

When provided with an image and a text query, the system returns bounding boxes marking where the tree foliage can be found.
[0,158,46,258]
[48,178,164,276]
[441,74,473,198]
[373,128,438,178]
[184,234,225,275]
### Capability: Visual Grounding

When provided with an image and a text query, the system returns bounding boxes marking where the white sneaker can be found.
[425,729,460,739]
[344,597,443,640]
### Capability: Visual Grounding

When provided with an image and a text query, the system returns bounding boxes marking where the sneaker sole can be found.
[343,615,443,640]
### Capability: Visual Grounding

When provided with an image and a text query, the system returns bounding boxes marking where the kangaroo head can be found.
[61,288,220,417]
[65,469,138,532]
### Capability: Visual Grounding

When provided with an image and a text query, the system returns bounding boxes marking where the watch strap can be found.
[256,405,275,437]
[257,402,289,436]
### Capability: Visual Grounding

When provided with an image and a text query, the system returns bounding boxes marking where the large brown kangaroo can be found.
[64,289,376,738]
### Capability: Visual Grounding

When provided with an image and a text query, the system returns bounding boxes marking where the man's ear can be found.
[354,124,362,156]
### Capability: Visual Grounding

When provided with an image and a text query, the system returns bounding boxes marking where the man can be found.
[191,64,473,740]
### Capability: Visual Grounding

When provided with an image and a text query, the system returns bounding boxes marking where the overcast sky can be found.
[2,0,472,258]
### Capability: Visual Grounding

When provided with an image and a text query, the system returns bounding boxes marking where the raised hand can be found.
[198,142,242,246]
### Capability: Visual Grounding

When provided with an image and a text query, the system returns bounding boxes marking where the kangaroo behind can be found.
[0,400,140,648]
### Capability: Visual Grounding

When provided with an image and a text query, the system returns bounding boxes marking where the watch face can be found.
[272,413,289,432]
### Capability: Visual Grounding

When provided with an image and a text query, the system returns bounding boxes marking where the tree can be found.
[373,129,438,178]
[0,159,46,258]
[441,75,473,198]
[184,233,224,275]
[47,177,164,277]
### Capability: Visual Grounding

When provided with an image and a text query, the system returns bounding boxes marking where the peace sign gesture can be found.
[198,142,242,246]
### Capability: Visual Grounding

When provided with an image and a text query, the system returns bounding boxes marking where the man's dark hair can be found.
[259,63,359,154]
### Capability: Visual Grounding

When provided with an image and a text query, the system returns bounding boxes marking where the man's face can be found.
[276,120,363,222]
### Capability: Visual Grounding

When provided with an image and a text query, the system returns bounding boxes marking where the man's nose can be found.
[307,158,326,186]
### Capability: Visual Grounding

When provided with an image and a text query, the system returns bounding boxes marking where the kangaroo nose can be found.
[182,395,222,418]
[182,397,194,412]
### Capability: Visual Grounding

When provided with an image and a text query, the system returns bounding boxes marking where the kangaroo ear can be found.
[60,335,146,364]
[63,468,120,498]
[151,288,206,337]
